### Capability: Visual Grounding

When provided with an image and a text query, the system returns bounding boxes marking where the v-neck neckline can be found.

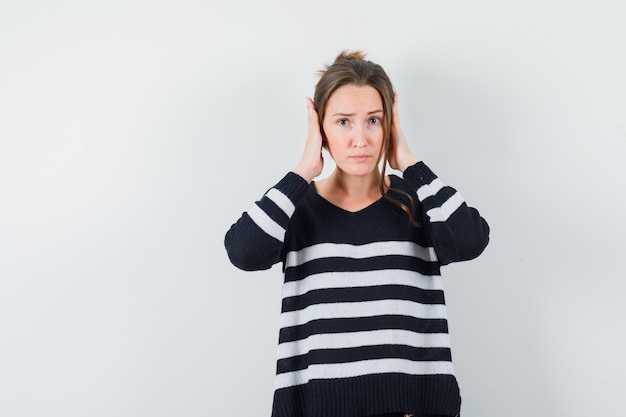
[311,176,395,215]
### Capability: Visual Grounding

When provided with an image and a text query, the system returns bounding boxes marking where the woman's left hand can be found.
[388,92,420,172]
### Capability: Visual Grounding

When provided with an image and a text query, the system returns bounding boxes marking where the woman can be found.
[224,50,489,417]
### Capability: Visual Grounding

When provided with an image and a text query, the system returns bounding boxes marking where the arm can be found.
[403,162,490,265]
[224,173,309,271]
[389,93,489,265]
[224,98,325,271]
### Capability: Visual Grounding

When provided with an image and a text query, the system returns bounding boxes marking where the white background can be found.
[1,1,625,416]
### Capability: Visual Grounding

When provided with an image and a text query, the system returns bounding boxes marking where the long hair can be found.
[313,50,419,227]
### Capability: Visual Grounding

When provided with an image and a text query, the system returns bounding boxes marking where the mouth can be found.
[349,155,370,162]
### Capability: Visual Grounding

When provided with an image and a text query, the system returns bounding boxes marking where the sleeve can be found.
[224,172,310,271]
[402,161,490,265]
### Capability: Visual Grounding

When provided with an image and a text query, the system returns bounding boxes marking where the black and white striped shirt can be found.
[225,162,489,417]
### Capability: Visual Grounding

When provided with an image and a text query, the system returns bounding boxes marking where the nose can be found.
[352,124,366,148]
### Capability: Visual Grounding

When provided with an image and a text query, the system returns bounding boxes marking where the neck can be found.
[314,168,390,213]
[329,169,382,198]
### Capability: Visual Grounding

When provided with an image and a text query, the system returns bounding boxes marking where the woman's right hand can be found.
[293,98,324,183]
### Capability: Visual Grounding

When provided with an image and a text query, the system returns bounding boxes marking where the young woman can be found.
[224,50,490,417]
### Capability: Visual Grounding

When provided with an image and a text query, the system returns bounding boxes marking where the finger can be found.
[306,98,319,127]
[306,97,317,114]
[392,92,400,119]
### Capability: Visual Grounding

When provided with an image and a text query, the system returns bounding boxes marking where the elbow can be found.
[437,219,490,265]
[225,246,271,272]
[465,233,490,261]
[467,217,490,257]
[459,219,490,261]
[224,232,277,271]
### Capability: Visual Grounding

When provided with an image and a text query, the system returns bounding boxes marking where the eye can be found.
[369,117,381,125]
[338,119,349,126]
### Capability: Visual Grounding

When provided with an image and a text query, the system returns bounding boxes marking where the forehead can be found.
[326,84,382,112]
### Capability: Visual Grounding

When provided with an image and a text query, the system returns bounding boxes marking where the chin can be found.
[339,164,379,177]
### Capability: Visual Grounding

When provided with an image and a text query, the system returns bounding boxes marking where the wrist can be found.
[399,155,420,172]
[292,166,314,183]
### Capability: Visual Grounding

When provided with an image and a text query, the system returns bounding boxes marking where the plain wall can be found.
[1,1,625,416]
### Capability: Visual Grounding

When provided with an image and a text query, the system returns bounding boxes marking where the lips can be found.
[350,155,370,162]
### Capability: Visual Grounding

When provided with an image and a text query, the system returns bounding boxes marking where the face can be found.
[322,84,384,177]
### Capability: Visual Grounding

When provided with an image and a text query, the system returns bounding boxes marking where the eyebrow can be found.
[331,110,384,117]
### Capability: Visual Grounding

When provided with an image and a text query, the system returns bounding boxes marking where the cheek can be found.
[374,129,386,156]
[323,132,343,161]
[322,123,340,147]
[372,126,385,145]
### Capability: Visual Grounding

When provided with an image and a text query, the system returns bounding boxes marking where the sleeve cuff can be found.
[402,161,438,188]
[275,172,310,203]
